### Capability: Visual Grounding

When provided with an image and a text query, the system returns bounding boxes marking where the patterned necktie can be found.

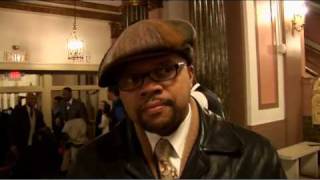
[154,138,178,180]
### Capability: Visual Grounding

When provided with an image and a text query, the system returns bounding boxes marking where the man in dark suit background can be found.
[52,96,64,139]
[60,87,88,169]
[61,87,88,123]
[9,92,47,178]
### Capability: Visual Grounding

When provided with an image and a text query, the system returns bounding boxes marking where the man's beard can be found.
[136,99,182,136]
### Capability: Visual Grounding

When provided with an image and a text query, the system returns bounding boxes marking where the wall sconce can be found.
[292,14,304,32]
[4,45,26,62]
[291,2,308,32]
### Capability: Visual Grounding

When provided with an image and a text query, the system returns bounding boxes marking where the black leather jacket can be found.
[68,108,286,179]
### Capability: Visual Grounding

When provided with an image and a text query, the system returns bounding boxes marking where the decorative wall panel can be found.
[254,0,279,109]
[244,0,285,126]
[189,0,230,118]
[123,0,148,27]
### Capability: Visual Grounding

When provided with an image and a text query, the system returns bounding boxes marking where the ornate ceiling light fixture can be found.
[67,0,85,62]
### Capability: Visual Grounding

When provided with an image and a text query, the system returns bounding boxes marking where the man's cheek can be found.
[123,103,138,121]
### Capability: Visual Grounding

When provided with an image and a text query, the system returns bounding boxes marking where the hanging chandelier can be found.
[67,0,85,62]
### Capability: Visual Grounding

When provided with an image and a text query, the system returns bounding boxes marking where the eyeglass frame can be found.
[116,62,187,91]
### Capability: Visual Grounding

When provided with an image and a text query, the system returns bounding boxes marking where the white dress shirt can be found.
[67,98,73,110]
[99,114,110,135]
[145,104,192,176]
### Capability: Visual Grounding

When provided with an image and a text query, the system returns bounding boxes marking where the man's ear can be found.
[188,65,194,86]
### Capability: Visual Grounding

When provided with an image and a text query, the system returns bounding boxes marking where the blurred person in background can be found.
[107,87,126,130]
[191,79,225,119]
[60,87,88,173]
[9,92,56,178]
[52,96,64,139]
[96,100,111,136]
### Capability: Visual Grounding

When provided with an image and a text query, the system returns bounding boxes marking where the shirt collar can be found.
[191,83,200,92]
[68,98,73,104]
[145,104,192,158]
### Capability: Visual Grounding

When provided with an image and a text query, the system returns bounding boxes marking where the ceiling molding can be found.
[38,0,122,12]
[0,1,122,22]
[0,62,99,73]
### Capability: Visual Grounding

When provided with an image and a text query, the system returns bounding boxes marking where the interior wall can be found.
[229,1,286,148]
[250,121,286,148]
[282,1,304,145]
[0,7,111,64]
[225,1,246,127]
[242,1,285,127]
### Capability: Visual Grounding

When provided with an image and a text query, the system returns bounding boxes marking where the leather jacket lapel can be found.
[124,121,155,179]
[180,103,210,178]
[125,157,154,179]
[180,146,210,178]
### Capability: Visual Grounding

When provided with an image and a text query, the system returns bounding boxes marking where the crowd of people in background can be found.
[1,92,58,178]
[0,87,126,178]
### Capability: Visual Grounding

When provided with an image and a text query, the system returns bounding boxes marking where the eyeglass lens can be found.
[118,62,185,91]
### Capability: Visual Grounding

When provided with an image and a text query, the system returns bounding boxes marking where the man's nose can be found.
[139,77,163,97]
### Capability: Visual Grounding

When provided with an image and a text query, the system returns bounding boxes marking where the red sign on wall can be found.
[8,71,23,80]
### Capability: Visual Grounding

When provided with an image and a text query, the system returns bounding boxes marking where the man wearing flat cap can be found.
[68,19,285,179]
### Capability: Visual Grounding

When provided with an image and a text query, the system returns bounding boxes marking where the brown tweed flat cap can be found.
[98,19,196,87]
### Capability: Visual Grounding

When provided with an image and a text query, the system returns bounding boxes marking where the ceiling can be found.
[0,0,122,22]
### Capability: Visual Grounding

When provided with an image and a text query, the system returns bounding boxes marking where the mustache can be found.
[140,96,174,109]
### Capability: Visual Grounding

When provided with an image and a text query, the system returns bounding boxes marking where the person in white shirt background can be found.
[96,100,111,136]
[191,79,225,119]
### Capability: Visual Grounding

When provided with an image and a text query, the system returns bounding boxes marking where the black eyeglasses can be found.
[117,62,186,91]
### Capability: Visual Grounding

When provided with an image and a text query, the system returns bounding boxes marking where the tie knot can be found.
[154,138,176,161]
